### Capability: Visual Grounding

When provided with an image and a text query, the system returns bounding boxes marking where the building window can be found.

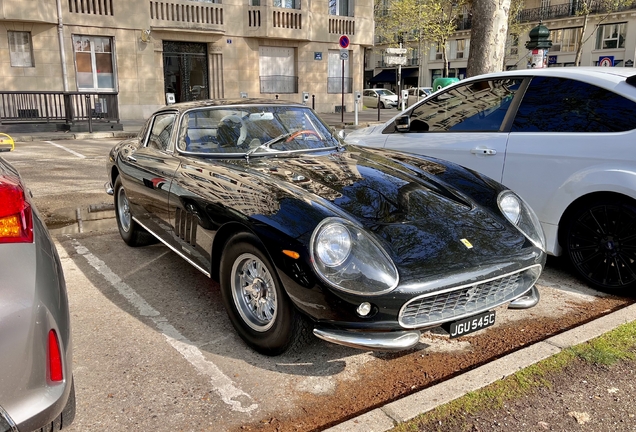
[596,23,626,49]
[274,0,299,8]
[8,31,34,67]
[506,34,519,56]
[327,50,352,93]
[259,46,297,93]
[329,0,353,16]
[550,27,581,52]
[73,35,115,90]
[450,39,467,59]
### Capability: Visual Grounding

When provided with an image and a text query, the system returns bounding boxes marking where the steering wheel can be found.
[285,129,320,142]
[219,114,247,147]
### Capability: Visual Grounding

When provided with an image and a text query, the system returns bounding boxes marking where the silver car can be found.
[0,154,75,431]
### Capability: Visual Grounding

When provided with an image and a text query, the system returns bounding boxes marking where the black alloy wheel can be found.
[565,198,636,292]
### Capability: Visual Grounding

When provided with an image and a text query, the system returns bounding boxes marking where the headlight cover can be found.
[310,218,399,295]
[498,191,546,251]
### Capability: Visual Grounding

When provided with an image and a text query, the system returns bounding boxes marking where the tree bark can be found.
[466,0,511,78]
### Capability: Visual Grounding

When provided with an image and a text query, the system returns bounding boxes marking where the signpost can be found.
[338,35,350,122]
[384,46,407,111]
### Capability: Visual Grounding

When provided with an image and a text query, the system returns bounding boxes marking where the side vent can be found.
[174,208,198,245]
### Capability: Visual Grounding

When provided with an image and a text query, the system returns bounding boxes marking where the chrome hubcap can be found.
[231,253,277,332]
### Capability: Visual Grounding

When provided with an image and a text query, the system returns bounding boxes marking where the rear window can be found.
[512,76,636,132]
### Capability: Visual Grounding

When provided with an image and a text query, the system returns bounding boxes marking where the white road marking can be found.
[70,238,258,413]
[45,140,86,159]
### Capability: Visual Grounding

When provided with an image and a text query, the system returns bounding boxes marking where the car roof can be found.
[153,98,306,114]
[451,67,636,99]
[464,67,636,86]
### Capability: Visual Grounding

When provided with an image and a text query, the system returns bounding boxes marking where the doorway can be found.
[163,41,209,103]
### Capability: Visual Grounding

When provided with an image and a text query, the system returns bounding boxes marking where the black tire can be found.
[113,176,156,247]
[219,233,311,356]
[38,377,75,431]
[379,101,385,109]
[564,197,636,293]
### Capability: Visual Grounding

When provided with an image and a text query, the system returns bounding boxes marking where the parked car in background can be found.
[363,88,398,109]
[345,67,636,293]
[399,87,434,109]
[0,154,75,432]
[105,99,546,356]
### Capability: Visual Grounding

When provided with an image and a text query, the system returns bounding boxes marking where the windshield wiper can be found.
[244,131,295,160]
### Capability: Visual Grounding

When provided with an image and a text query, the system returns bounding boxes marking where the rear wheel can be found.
[219,233,311,355]
[113,176,156,247]
[564,197,636,293]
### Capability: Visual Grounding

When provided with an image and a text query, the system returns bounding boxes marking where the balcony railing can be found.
[0,91,120,131]
[517,0,636,22]
[150,0,223,28]
[260,75,298,93]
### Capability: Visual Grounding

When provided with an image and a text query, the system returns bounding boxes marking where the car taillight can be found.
[0,176,33,243]
[48,330,64,382]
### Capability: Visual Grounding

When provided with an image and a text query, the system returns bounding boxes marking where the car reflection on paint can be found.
[105,99,546,356]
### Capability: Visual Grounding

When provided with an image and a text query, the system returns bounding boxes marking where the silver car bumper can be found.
[313,328,422,351]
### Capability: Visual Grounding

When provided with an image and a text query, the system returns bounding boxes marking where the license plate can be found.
[446,310,496,338]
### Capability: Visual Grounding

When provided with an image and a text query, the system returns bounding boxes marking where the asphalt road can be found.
[2,138,632,432]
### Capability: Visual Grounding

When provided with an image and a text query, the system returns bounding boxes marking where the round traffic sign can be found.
[339,35,350,49]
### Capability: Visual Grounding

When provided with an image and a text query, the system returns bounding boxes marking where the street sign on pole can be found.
[340,50,349,60]
[385,56,407,66]
[386,47,407,55]
[339,35,350,49]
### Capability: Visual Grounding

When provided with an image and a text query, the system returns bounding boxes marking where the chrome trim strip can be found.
[132,216,211,278]
[313,327,421,351]
[398,264,542,329]
[508,285,540,309]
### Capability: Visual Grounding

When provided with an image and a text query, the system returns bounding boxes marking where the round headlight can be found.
[499,193,521,225]
[315,223,351,267]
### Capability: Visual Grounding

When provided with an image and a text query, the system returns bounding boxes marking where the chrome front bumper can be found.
[312,285,540,351]
[313,328,421,351]
[104,181,113,195]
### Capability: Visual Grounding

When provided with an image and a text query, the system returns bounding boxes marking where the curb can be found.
[324,302,636,432]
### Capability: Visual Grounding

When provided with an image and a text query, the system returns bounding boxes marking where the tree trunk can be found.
[575,15,589,66]
[466,0,511,78]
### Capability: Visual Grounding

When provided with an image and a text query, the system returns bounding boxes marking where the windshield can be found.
[177,105,340,157]
[376,89,395,96]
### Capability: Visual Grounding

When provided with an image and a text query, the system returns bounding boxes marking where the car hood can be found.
[344,123,390,143]
[230,146,527,282]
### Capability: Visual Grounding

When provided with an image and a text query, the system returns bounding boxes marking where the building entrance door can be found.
[163,41,209,103]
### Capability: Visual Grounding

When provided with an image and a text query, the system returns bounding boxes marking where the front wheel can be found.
[379,101,385,109]
[219,234,310,355]
[564,197,636,293]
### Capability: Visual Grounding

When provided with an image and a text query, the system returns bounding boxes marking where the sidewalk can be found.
[6,107,399,143]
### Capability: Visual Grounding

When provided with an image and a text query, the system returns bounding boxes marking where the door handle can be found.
[470,148,497,155]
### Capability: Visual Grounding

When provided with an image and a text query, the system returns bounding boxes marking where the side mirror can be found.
[395,115,410,132]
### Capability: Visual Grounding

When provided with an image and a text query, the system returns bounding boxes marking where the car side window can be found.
[511,76,636,132]
[408,79,521,132]
[146,113,176,151]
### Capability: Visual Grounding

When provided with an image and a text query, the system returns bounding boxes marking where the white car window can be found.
[408,79,522,132]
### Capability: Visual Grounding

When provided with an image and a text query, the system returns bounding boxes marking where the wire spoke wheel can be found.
[566,200,636,290]
[231,252,278,332]
[116,187,132,233]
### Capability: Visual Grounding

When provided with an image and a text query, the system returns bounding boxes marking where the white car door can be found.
[382,78,524,183]
[501,75,636,253]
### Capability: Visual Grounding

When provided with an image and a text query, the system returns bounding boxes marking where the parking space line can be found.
[70,238,258,413]
[45,140,86,159]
